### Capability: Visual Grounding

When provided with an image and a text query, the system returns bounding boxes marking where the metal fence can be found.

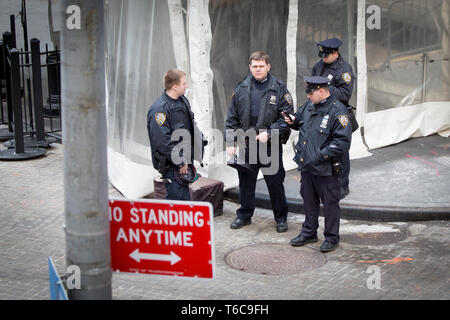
[0,15,61,160]
[0,14,61,159]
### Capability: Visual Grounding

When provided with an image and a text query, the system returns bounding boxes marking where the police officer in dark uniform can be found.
[311,38,355,199]
[147,69,204,201]
[225,51,294,233]
[284,76,352,252]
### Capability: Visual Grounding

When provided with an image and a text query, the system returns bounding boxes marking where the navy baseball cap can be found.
[304,76,330,94]
[317,38,343,57]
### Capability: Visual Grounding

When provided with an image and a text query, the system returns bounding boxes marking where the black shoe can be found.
[290,234,318,247]
[320,240,339,252]
[276,221,288,233]
[230,217,252,229]
[340,186,350,200]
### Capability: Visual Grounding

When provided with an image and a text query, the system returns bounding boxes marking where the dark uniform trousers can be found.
[300,171,341,243]
[236,143,288,223]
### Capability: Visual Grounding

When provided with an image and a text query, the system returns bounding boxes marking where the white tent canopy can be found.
[105,0,450,199]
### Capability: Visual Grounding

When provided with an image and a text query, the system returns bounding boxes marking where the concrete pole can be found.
[61,0,111,299]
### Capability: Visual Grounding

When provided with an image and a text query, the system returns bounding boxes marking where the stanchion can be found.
[3,39,56,148]
[0,39,6,124]
[0,48,46,160]
[0,32,14,141]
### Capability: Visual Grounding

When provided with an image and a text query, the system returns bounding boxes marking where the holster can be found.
[331,158,342,176]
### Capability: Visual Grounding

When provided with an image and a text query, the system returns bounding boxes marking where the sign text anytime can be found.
[111,207,205,246]
[109,199,214,278]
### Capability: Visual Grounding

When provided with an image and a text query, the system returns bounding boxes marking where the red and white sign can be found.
[109,198,215,279]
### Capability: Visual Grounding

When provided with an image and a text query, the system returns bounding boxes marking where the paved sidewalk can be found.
[0,143,449,300]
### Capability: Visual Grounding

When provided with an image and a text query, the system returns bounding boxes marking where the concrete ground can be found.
[0,142,449,301]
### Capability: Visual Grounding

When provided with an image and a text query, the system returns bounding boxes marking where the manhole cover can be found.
[224,243,326,275]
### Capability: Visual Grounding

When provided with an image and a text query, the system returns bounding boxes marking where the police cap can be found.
[317,38,343,57]
[304,76,330,94]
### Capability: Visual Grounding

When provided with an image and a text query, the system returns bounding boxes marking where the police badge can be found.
[284,93,293,105]
[320,115,329,129]
[270,95,277,105]
[338,115,349,128]
[155,112,167,126]
[342,72,352,85]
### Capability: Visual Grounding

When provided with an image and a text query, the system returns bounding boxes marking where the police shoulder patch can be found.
[155,112,167,126]
[284,93,293,105]
[338,115,349,128]
[342,72,352,85]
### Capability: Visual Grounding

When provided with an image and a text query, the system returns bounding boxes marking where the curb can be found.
[224,190,450,222]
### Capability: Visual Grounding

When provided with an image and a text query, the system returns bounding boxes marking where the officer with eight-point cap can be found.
[284,76,352,253]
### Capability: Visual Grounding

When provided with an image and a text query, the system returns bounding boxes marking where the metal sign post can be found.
[61,0,111,300]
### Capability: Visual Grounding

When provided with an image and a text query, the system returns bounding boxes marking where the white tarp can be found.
[105,0,449,199]
[364,102,450,150]
[105,0,175,199]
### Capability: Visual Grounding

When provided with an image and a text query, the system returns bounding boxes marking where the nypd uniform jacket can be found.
[290,95,352,176]
[147,92,204,171]
[311,55,354,106]
[225,74,294,145]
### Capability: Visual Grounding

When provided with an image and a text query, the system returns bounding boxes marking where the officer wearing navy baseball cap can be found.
[284,76,352,252]
[312,38,356,200]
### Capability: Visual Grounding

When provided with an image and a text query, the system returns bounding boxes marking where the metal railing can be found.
[366,0,446,109]
[0,35,46,160]
[0,14,61,159]
[385,0,442,65]
[0,15,61,151]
